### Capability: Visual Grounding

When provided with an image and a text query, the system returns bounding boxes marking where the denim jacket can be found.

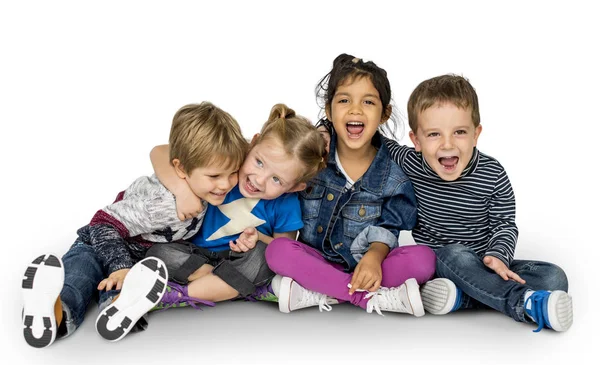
[298,130,418,271]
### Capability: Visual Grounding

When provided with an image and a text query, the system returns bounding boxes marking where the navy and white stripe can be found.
[385,138,518,266]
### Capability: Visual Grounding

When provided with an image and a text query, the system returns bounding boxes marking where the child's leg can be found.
[186,240,275,301]
[267,238,433,315]
[380,245,436,287]
[509,259,568,292]
[433,244,572,330]
[266,237,363,306]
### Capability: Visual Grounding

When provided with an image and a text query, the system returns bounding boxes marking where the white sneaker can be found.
[22,254,64,348]
[420,278,461,315]
[276,275,338,313]
[95,257,168,342]
[365,278,424,317]
[524,290,573,332]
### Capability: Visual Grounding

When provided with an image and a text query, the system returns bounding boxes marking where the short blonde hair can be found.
[252,103,327,183]
[169,102,248,173]
[408,74,480,133]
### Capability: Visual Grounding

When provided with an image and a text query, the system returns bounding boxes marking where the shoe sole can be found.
[22,254,64,348]
[421,278,457,315]
[405,278,425,317]
[278,276,294,313]
[95,257,168,342]
[548,291,573,332]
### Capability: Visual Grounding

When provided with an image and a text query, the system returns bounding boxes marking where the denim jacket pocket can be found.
[341,203,381,239]
[299,183,326,220]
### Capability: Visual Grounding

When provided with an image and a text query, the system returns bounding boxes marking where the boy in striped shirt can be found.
[318,74,573,332]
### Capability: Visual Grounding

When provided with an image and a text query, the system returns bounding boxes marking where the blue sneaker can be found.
[524,290,573,332]
[420,278,462,315]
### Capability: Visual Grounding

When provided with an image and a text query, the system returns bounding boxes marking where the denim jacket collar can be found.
[328,130,390,195]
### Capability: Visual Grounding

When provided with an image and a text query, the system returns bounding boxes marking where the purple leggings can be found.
[265,238,436,309]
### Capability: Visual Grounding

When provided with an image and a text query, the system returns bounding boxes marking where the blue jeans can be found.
[434,244,568,323]
[59,242,118,337]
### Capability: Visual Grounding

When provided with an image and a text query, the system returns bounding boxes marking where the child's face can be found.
[326,76,387,153]
[238,137,304,200]
[409,102,482,181]
[176,161,239,206]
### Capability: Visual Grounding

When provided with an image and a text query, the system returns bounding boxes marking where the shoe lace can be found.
[159,282,215,310]
[525,291,550,332]
[365,287,406,316]
[300,290,333,312]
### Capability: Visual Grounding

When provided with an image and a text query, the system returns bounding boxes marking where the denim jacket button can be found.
[317,225,323,233]
[358,206,366,217]
[326,193,334,201]
[335,242,343,249]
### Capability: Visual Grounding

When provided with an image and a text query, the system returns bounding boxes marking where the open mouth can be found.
[438,156,459,171]
[346,121,364,139]
[244,177,260,193]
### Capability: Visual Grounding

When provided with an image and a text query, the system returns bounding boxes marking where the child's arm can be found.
[483,168,524,283]
[150,144,204,221]
[229,229,297,252]
[349,242,389,294]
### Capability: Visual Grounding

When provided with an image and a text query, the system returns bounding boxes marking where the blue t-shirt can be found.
[191,185,303,251]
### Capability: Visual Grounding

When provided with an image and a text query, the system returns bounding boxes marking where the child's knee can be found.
[542,264,569,292]
[265,238,293,261]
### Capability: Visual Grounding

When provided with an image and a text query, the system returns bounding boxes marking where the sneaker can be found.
[276,275,338,313]
[150,282,215,311]
[246,283,278,303]
[21,254,64,348]
[95,257,168,342]
[525,290,573,332]
[420,278,462,315]
[365,278,425,317]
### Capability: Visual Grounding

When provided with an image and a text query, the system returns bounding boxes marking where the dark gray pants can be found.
[146,241,274,297]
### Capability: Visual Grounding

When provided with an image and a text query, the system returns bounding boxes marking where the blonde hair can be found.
[408,74,480,133]
[169,102,248,173]
[252,104,328,183]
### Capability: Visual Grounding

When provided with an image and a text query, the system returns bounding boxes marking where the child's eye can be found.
[256,159,263,167]
[272,176,281,185]
[364,100,376,105]
[338,98,349,104]
[455,130,467,135]
[427,132,439,137]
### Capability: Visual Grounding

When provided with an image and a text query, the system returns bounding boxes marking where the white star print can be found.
[207,197,266,241]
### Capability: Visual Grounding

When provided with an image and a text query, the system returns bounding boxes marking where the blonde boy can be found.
[21,102,248,347]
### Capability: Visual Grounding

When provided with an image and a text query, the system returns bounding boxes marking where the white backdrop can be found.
[1,1,598,364]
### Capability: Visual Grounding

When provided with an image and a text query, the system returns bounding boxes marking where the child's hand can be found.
[174,189,204,221]
[349,254,382,294]
[317,125,331,153]
[483,256,526,284]
[98,268,131,291]
[229,227,259,253]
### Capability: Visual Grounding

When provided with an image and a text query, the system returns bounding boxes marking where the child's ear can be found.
[381,105,392,124]
[287,182,307,193]
[172,159,188,179]
[473,125,483,145]
[250,133,260,146]
[409,131,422,152]
[325,105,332,121]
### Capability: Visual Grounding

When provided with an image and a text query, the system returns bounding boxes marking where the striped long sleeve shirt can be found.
[385,139,518,266]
